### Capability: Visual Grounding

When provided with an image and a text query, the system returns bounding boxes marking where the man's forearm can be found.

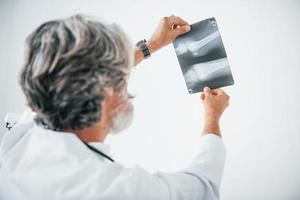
[202,113,221,138]
[203,120,221,137]
[134,47,143,66]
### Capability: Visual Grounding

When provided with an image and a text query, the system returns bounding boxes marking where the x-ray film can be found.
[173,17,234,94]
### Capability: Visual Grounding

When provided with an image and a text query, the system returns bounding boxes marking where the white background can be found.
[1,0,300,199]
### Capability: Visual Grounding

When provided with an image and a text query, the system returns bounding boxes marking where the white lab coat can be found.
[0,110,226,200]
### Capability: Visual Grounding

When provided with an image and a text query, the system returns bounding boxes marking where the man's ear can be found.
[100,88,116,118]
[102,87,115,97]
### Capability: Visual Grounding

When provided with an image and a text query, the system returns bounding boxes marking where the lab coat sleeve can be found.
[154,133,226,199]
[156,134,225,200]
[116,133,226,200]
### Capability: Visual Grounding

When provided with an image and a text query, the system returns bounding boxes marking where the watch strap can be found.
[136,39,151,59]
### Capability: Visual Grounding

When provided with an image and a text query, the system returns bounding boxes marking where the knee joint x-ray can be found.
[173,17,234,94]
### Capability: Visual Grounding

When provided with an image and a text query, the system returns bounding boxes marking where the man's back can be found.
[0,110,225,200]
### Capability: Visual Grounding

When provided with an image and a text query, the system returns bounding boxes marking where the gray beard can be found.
[109,101,134,134]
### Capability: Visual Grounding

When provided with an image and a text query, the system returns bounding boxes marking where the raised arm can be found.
[134,15,191,66]
[88,87,230,199]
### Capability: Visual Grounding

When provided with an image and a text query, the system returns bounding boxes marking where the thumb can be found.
[174,25,191,35]
[203,86,211,96]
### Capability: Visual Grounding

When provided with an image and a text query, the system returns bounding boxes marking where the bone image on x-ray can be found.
[173,18,234,93]
[184,57,230,89]
[175,30,221,57]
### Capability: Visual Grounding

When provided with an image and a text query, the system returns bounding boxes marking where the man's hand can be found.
[200,87,230,137]
[134,15,191,66]
[147,15,191,53]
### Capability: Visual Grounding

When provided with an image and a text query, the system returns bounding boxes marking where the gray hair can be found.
[20,14,133,130]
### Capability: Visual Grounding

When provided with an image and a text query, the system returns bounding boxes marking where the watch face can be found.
[136,41,143,47]
[137,39,146,47]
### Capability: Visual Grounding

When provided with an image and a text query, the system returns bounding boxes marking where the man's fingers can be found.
[169,17,190,34]
[200,93,205,101]
[203,86,211,96]
[212,89,223,95]
[205,87,228,98]
[162,16,191,35]
[201,86,210,101]
[174,25,191,35]
[211,89,230,102]
[211,88,229,97]
[168,16,189,26]
[226,102,229,107]
[174,17,189,25]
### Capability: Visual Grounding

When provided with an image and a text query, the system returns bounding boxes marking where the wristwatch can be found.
[136,39,151,59]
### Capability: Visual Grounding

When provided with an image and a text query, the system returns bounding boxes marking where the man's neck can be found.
[73,122,109,143]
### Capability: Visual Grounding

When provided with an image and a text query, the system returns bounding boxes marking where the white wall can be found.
[1,0,300,199]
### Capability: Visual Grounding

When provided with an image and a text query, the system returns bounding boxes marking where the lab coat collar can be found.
[0,109,35,157]
[0,109,112,158]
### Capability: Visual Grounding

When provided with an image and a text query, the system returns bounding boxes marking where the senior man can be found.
[0,14,229,199]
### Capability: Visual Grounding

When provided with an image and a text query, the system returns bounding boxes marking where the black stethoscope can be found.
[82,141,115,162]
